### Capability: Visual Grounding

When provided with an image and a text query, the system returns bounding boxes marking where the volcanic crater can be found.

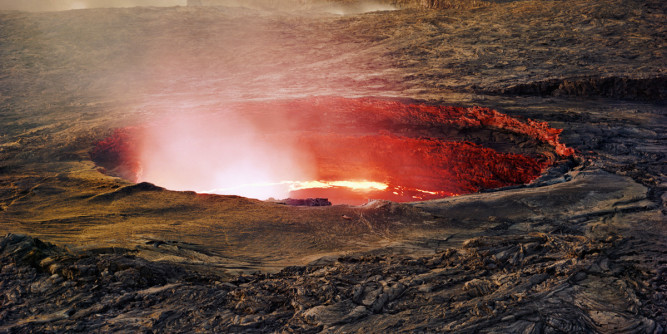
[90,97,574,205]
[0,1,664,333]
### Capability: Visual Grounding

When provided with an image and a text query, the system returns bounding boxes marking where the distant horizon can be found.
[0,0,186,12]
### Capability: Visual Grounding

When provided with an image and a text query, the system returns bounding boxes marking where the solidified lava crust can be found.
[90,97,573,204]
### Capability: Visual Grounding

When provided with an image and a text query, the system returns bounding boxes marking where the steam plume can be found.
[136,111,315,199]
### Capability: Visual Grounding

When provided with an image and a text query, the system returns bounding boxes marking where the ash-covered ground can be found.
[0,0,665,332]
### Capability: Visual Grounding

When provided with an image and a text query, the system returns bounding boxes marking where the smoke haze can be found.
[188,0,396,14]
[0,0,396,14]
[0,0,185,12]
[1,3,403,201]
[136,111,316,200]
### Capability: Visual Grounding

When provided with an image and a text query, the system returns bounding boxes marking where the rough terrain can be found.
[0,0,665,332]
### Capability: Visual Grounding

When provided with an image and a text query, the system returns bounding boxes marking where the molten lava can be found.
[90,97,573,205]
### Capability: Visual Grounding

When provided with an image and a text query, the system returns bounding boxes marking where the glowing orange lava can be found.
[90,97,573,205]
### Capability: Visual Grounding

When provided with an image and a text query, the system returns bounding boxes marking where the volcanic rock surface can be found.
[0,0,665,332]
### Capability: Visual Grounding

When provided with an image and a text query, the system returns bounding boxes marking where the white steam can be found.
[0,0,186,12]
[188,0,396,15]
[136,112,315,200]
[0,0,397,13]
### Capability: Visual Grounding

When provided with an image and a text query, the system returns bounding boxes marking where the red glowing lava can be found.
[90,97,573,205]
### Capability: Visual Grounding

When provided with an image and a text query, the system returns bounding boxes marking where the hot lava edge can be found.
[90,97,575,205]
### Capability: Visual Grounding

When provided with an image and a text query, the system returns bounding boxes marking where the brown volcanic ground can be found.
[0,0,665,332]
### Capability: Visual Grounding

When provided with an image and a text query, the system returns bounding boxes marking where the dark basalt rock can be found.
[0,1,665,333]
[284,198,332,206]
[0,232,663,333]
[89,182,164,202]
[494,76,667,102]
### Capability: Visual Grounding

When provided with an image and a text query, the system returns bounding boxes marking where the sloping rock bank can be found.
[492,76,667,102]
[1,232,663,333]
